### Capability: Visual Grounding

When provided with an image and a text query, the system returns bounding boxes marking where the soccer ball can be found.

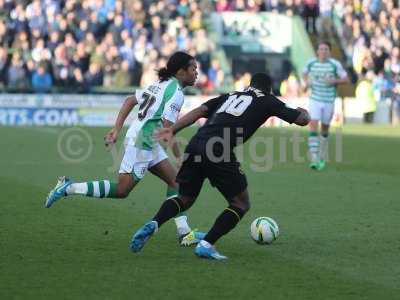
[250,217,279,244]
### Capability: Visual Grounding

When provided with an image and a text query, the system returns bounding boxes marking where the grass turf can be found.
[1,125,399,299]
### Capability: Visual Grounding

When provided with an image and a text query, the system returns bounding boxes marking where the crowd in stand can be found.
[0,0,343,94]
[0,0,221,93]
[0,0,399,105]
[333,0,399,103]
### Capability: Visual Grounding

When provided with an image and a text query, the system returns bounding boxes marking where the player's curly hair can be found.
[157,51,194,82]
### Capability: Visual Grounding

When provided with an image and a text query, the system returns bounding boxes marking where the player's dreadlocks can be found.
[157,51,195,82]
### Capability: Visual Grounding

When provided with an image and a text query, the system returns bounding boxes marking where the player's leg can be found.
[318,102,335,170]
[194,154,249,260]
[318,124,329,170]
[130,153,205,252]
[149,157,202,243]
[129,194,198,253]
[44,174,136,208]
[44,145,143,207]
[67,173,136,197]
[196,189,250,261]
[308,100,322,169]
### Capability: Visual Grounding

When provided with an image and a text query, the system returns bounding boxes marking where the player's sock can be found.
[166,186,178,200]
[66,180,118,198]
[308,132,320,164]
[204,206,244,245]
[320,133,329,161]
[166,187,192,236]
[174,214,191,236]
[153,197,184,227]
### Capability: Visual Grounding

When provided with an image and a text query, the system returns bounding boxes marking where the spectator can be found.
[302,0,319,34]
[119,37,136,68]
[129,0,146,24]
[0,46,8,87]
[52,44,73,87]
[207,59,225,89]
[72,42,90,73]
[7,53,27,89]
[9,4,28,34]
[75,20,90,42]
[318,0,334,40]
[150,15,163,51]
[280,73,300,98]
[72,67,85,92]
[31,64,53,93]
[356,70,376,123]
[84,63,103,91]
[193,29,214,72]
[373,71,391,102]
[108,14,125,45]
[31,39,52,63]
[0,0,11,21]
[47,31,61,53]
[189,4,203,31]
[114,60,131,88]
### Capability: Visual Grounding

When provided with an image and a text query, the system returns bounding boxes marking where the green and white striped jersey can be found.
[303,58,347,103]
[126,77,184,150]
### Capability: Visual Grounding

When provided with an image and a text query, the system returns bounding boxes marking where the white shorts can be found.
[119,143,168,181]
[309,100,335,125]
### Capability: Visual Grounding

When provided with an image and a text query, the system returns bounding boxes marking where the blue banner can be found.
[0,108,79,126]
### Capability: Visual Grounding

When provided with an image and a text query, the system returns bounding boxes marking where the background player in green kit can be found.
[303,41,349,170]
[44,51,205,246]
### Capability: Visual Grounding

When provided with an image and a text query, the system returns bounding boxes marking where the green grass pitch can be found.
[1,125,399,299]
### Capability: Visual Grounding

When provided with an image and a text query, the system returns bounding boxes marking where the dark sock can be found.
[152,197,184,227]
[204,206,244,245]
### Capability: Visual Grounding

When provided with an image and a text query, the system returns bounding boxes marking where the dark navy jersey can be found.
[186,88,300,153]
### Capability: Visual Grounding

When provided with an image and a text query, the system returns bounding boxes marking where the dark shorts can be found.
[176,152,248,200]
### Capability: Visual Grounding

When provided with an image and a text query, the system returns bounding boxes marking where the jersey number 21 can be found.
[138,92,156,121]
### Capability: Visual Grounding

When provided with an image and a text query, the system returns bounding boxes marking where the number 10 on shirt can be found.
[216,95,253,116]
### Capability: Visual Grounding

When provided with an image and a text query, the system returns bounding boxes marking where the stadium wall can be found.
[0,94,392,126]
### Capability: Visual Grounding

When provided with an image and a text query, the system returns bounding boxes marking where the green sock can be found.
[308,132,320,163]
[66,180,118,198]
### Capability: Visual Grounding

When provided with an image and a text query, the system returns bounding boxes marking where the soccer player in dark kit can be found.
[130,73,310,260]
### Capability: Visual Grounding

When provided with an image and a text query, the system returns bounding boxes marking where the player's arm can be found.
[328,61,350,85]
[154,106,207,145]
[171,105,208,135]
[269,95,310,126]
[276,105,310,126]
[302,73,310,90]
[154,95,226,143]
[302,61,312,90]
[171,94,227,134]
[105,95,137,146]
[293,107,310,126]
[162,119,182,165]
[329,76,349,85]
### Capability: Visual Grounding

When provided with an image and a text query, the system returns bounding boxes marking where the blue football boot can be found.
[45,176,72,208]
[195,241,228,260]
[130,221,158,252]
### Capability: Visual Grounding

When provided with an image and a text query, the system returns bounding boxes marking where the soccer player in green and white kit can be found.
[45,52,205,246]
[303,41,349,170]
